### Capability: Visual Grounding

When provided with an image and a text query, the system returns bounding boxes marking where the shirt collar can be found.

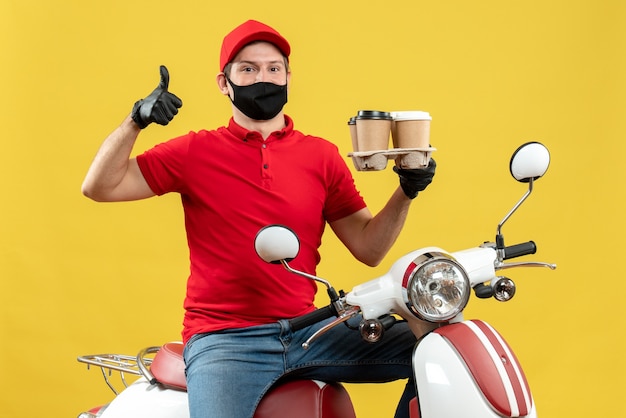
[227,115,294,142]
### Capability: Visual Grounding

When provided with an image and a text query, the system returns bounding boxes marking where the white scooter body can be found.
[345,246,537,418]
[97,378,189,418]
[413,320,536,418]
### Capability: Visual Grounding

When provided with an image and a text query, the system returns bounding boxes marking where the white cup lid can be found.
[391,111,432,121]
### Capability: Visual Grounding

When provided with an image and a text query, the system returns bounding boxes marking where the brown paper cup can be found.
[348,117,358,151]
[355,110,392,152]
[391,111,431,149]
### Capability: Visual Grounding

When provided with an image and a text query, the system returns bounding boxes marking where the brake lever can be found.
[496,261,557,270]
[302,306,360,350]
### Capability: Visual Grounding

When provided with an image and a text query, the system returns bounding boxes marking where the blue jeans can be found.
[183,316,417,418]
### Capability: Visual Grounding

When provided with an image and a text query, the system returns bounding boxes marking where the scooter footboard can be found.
[412,320,536,418]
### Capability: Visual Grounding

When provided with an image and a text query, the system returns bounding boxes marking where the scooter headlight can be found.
[403,252,470,322]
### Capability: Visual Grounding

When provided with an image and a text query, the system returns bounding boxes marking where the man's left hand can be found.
[393,158,437,199]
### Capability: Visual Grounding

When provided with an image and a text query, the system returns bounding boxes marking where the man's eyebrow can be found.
[235,59,285,66]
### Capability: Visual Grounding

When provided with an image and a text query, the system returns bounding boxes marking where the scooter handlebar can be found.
[503,241,536,260]
[289,305,335,331]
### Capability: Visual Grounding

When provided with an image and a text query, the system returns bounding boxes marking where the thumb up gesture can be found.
[131,65,183,129]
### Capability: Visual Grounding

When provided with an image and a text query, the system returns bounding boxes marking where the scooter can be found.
[78,141,555,418]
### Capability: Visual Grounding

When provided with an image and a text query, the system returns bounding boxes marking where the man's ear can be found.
[216,72,230,96]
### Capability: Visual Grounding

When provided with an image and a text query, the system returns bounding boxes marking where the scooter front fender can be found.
[413,320,536,418]
[99,378,189,418]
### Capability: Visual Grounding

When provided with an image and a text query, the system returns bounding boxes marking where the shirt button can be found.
[262,144,267,148]
[263,164,269,169]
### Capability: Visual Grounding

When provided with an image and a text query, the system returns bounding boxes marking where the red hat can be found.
[220,20,291,71]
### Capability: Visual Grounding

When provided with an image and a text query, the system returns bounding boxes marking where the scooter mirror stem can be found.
[280,260,338,302]
[496,178,534,255]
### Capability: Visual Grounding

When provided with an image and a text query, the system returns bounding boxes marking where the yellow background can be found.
[1,0,625,417]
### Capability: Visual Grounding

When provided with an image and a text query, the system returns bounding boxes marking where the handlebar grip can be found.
[288,305,335,331]
[503,241,537,260]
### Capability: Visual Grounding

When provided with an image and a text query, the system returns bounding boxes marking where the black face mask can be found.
[226,77,288,120]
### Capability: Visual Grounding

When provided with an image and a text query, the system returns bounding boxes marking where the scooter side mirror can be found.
[496,141,551,249]
[509,142,550,183]
[254,225,300,264]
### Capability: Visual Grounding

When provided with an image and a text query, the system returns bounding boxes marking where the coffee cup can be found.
[355,110,392,152]
[347,116,358,152]
[391,111,431,149]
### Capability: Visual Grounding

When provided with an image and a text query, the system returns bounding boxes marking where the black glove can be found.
[131,65,183,129]
[393,158,437,199]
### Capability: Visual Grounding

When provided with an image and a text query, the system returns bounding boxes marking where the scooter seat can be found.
[150,342,187,391]
[255,380,356,418]
[150,342,356,417]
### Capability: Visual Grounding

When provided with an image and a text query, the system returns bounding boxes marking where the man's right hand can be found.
[131,65,183,129]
